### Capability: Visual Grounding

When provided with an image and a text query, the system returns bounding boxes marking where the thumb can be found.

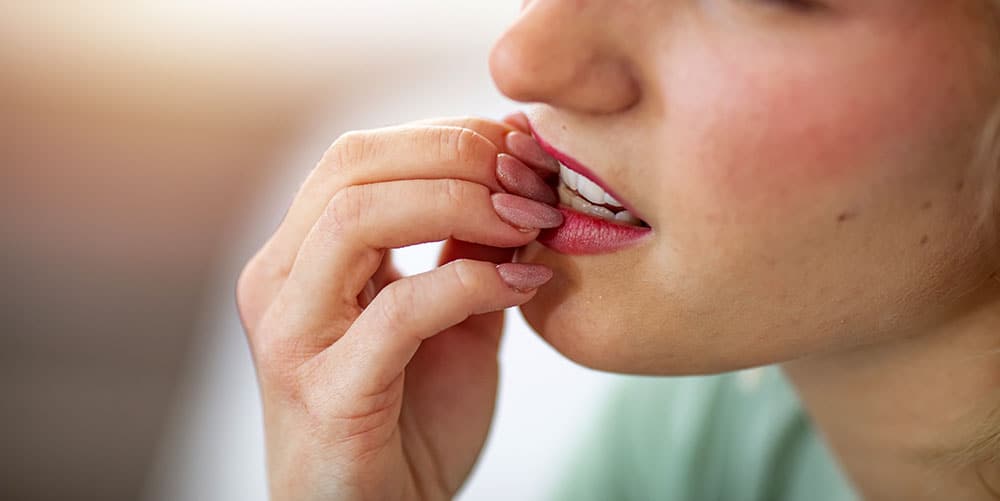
[436,239,518,349]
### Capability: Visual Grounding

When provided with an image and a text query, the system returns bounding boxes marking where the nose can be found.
[489,1,641,114]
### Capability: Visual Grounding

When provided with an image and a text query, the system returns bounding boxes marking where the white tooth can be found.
[576,175,606,205]
[558,184,573,205]
[570,193,591,212]
[604,192,623,208]
[614,210,641,225]
[583,204,615,220]
[559,163,578,190]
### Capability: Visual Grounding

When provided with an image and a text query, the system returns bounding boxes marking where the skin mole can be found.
[836,211,858,223]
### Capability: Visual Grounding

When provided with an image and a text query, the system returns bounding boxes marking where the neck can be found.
[783,277,1000,501]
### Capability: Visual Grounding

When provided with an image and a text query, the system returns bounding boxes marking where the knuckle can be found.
[448,258,486,296]
[435,126,496,166]
[323,131,368,167]
[441,178,470,211]
[235,253,282,334]
[321,185,370,238]
[235,259,261,326]
[440,178,486,213]
[376,280,415,327]
[455,126,496,164]
[307,130,374,203]
[322,129,371,174]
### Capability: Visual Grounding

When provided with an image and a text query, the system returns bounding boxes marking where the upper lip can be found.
[527,125,649,225]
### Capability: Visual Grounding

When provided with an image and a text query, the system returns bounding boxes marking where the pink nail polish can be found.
[505,131,560,174]
[496,154,558,206]
[496,263,553,292]
[491,193,564,230]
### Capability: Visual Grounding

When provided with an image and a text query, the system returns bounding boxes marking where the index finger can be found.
[244,118,522,315]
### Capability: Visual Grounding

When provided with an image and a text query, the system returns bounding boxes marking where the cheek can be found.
[713,86,901,188]
[663,31,977,220]
[679,78,916,216]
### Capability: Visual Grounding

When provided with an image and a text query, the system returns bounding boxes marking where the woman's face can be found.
[491,0,1000,373]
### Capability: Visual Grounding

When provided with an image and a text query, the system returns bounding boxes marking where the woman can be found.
[236,1,1000,499]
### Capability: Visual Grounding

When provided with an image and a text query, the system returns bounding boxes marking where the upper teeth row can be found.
[559,163,623,208]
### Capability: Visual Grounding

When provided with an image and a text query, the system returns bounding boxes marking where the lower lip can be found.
[537,206,653,255]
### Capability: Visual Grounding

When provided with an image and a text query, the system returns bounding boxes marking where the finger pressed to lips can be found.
[238,116,563,344]
[266,125,502,260]
[250,119,559,305]
[268,178,557,344]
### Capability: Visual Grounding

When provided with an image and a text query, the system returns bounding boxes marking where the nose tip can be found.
[488,32,546,104]
[488,10,640,114]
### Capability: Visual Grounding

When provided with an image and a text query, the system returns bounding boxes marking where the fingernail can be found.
[491,193,564,231]
[496,263,553,292]
[496,154,558,206]
[505,131,560,174]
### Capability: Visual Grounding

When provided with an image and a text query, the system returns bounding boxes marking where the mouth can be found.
[555,168,648,227]
[529,128,653,255]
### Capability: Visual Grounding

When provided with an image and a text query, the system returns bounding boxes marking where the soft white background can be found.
[140,3,624,500]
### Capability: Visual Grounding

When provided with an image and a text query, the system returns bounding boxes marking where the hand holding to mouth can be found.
[235,115,562,501]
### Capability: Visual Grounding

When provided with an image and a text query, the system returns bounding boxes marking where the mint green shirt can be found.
[551,367,858,501]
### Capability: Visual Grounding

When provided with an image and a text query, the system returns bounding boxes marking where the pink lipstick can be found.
[528,126,653,255]
[537,207,653,254]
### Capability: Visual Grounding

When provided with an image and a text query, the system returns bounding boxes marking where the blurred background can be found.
[2,2,624,500]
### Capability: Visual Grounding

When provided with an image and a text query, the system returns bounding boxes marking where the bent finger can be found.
[320,259,553,395]
[246,118,550,316]
[269,179,562,346]
[264,124,505,267]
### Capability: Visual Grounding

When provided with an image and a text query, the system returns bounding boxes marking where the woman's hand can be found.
[236,116,562,501]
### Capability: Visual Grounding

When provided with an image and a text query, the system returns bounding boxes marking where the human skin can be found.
[238,0,1000,500]
[237,117,569,500]
[495,0,1000,498]
[503,0,999,374]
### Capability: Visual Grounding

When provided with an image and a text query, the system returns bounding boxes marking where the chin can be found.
[518,293,796,376]
[516,289,633,373]
[513,252,746,375]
